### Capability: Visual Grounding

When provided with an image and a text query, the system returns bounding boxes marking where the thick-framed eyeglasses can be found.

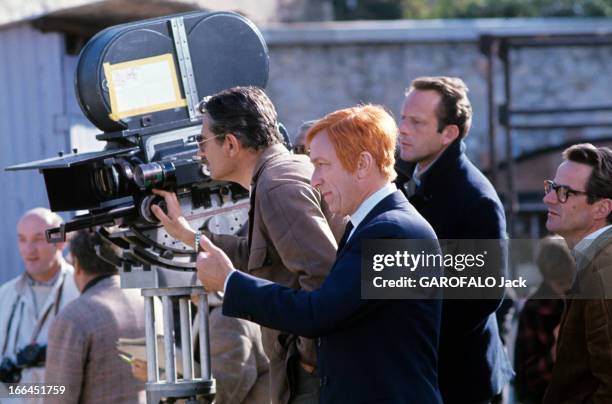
[195,134,220,152]
[544,179,589,203]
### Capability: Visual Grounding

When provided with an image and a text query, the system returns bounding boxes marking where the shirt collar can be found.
[413,153,441,186]
[574,224,612,255]
[25,265,61,287]
[16,257,71,294]
[348,183,397,240]
[412,165,423,188]
[82,274,117,295]
[413,139,465,187]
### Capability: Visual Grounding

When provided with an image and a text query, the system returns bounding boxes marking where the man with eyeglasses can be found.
[152,86,344,404]
[193,104,443,404]
[542,143,612,404]
[292,120,316,155]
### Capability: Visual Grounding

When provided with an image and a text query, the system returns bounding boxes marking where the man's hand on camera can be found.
[151,189,195,246]
[196,234,235,292]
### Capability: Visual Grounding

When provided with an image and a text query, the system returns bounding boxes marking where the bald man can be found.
[0,208,79,392]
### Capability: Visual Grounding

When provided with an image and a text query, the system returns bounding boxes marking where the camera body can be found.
[7,11,269,274]
[16,344,46,369]
[4,12,272,403]
[0,357,21,384]
[0,344,47,384]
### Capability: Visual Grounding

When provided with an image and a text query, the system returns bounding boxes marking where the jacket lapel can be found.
[335,191,408,259]
[336,222,354,256]
[409,139,465,202]
[580,226,612,265]
[247,144,290,250]
[568,226,612,294]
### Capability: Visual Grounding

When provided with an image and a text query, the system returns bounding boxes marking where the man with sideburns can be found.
[152,86,342,404]
[396,76,513,404]
[542,143,612,404]
[193,104,443,404]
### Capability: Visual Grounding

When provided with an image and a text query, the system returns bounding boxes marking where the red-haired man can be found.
[195,104,443,404]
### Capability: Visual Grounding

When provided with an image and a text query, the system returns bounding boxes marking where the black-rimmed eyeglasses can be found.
[544,179,589,204]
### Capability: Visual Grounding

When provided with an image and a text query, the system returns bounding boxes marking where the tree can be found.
[333,0,403,20]
[332,0,612,20]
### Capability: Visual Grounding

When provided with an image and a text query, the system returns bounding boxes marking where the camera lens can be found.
[92,159,137,199]
[139,194,167,224]
[134,162,176,189]
[93,165,120,197]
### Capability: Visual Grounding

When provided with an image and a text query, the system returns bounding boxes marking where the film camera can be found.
[0,344,46,383]
[7,11,271,402]
[7,11,269,273]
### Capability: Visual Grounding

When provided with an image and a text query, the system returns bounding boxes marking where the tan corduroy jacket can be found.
[544,226,612,404]
[211,143,345,404]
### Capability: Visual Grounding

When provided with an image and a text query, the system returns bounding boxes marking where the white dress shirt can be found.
[574,224,612,255]
[224,183,398,292]
[346,182,397,242]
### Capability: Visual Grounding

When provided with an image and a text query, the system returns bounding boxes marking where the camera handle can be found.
[142,287,215,404]
[46,205,137,243]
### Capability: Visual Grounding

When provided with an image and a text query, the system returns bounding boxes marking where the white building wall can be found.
[0,24,72,283]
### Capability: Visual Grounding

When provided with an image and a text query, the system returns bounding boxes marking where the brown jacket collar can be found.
[251,143,290,185]
[574,225,612,269]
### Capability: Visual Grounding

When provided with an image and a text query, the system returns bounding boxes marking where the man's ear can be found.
[441,124,460,146]
[72,255,82,275]
[224,133,242,157]
[594,198,612,222]
[356,151,374,179]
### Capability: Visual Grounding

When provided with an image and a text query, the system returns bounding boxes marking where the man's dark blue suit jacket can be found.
[223,190,443,404]
[396,140,514,403]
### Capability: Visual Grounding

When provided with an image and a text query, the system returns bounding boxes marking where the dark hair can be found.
[408,76,472,139]
[563,143,612,223]
[70,230,117,276]
[198,86,282,150]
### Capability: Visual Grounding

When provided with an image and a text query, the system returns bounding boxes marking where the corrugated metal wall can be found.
[0,24,73,284]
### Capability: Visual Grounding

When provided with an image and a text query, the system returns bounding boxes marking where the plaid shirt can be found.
[514,283,565,404]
